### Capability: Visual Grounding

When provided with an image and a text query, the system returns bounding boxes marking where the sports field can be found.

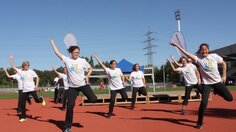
[0,91,235,132]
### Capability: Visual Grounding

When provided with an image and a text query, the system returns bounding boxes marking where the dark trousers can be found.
[131,87,147,108]
[108,88,128,116]
[183,84,201,106]
[64,85,97,129]
[20,91,43,119]
[54,88,58,103]
[17,90,31,113]
[197,82,233,125]
[56,88,64,103]
[62,89,69,109]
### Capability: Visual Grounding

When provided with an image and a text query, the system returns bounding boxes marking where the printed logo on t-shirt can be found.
[69,64,79,73]
[135,75,142,79]
[203,59,213,71]
[21,74,30,81]
[186,68,191,74]
[111,72,119,79]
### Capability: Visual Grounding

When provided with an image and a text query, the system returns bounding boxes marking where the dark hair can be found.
[132,63,140,71]
[110,60,116,65]
[67,46,80,53]
[22,60,30,68]
[197,43,209,54]
[178,56,187,63]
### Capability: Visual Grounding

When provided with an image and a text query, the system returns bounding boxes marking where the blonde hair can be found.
[22,60,30,68]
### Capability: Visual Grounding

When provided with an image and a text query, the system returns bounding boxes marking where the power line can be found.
[143,30,157,66]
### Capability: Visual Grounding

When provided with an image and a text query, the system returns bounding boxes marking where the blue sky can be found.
[0,0,236,70]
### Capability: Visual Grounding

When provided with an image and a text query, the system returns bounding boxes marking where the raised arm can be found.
[51,65,60,76]
[9,55,18,71]
[171,55,182,67]
[49,39,62,60]
[170,42,197,62]
[220,60,227,84]
[166,58,180,72]
[3,68,13,78]
[92,54,107,71]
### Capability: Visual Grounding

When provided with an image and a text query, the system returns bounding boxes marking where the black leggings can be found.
[62,89,69,109]
[108,88,128,116]
[197,82,233,125]
[17,90,31,112]
[131,87,147,107]
[64,85,97,129]
[183,85,201,106]
[20,91,43,119]
[56,88,64,103]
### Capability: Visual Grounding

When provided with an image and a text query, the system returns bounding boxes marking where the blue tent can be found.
[117,59,144,73]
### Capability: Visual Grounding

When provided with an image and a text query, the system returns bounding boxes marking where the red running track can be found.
[0,91,236,132]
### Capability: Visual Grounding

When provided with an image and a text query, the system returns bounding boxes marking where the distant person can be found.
[3,68,32,113]
[9,55,46,123]
[53,77,59,103]
[52,66,69,111]
[49,39,97,132]
[128,63,147,110]
[92,54,128,119]
[170,42,233,129]
[167,56,201,115]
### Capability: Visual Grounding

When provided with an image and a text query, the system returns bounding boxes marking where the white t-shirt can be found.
[194,53,223,84]
[105,68,124,90]
[177,63,198,86]
[130,71,145,88]
[16,68,38,93]
[61,55,91,88]
[11,74,23,90]
[58,73,69,90]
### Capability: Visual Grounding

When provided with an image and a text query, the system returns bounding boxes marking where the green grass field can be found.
[0,86,236,99]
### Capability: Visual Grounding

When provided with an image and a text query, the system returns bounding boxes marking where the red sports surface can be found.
[0,91,236,132]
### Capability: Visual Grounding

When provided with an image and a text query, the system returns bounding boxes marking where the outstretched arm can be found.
[3,68,13,79]
[166,58,180,72]
[92,54,107,71]
[170,42,197,62]
[49,39,62,60]
[171,55,182,67]
[51,65,60,76]
[9,55,18,72]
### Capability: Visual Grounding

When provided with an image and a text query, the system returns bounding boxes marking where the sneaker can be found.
[61,107,66,111]
[195,124,202,129]
[131,105,135,110]
[41,96,46,106]
[107,113,112,119]
[19,118,27,123]
[180,110,185,115]
[63,128,71,132]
